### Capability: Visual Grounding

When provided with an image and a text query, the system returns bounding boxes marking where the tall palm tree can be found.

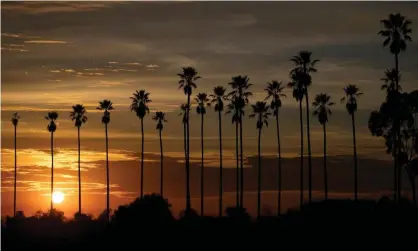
[210,86,227,216]
[130,90,151,198]
[264,81,286,215]
[249,101,271,218]
[70,105,87,214]
[381,68,402,95]
[341,85,363,201]
[313,93,334,200]
[290,51,319,203]
[228,75,252,207]
[195,93,210,216]
[288,70,306,208]
[45,111,58,212]
[178,67,201,213]
[11,112,20,217]
[96,100,114,220]
[179,104,190,180]
[226,97,244,208]
[378,13,412,200]
[152,111,167,197]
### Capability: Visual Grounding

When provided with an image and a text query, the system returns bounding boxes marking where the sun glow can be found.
[52,191,64,204]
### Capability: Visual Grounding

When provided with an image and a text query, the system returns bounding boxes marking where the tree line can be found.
[9,13,417,221]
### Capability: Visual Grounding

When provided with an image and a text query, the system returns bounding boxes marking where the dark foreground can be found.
[2,195,418,250]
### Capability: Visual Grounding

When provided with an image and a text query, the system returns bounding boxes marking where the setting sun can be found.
[52,191,64,204]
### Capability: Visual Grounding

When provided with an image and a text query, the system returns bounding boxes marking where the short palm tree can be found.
[341,85,363,201]
[152,111,167,198]
[378,13,412,199]
[249,101,271,218]
[210,86,227,217]
[264,81,286,215]
[228,75,252,207]
[288,70,306,208]
[130,90,151,198]
[45,111,58,211]
[70,104,87,214]
[11,112,20,217]
[226,97,245,207]
[96,100,114,220]
[178,67,201,214]
[290,51,319,203]
[312,93,334,200]
[195,92,210,216]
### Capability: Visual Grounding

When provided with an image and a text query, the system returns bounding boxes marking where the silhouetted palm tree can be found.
[179,104,190,172]
[178,67,201,214]
[152,111,167,197]
[290,51,319,203]
[288,70,306,207]
[70,104,87,214]
[313,93,334,200]
[226,97,244,207]
[210,86,227,217]
[228,75,252,207]
[405,158,418,205]
[249,101,271,218]
[97,100,114,220]
[264,81,286,215]
[341,85,363,201]
[130,90,151,198]
[195,93,210,216]
[11,112,20,217]
[378,13,412,199]
[381,68,402,94]
[45,111,58,211]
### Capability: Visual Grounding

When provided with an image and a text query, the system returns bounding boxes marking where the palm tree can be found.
[290,51,319,203]
[249,101,271,218]
[152,111,167,197]
[226,97,244,208]
[228,75,252,207]
[378,13,412,200]
[381,68,402,94]
[312,93,334,200]
[45,111,58,211]
[70,105,87,214]
[288,70,306,208]
[210,86,227,217]
[178,67,201,214]
[195,92,210,216]
[179,104,190,178]
[11,112,20,217]
[130,90,151,198]
[341,85,363,201]
[96,100,114,220]
[264,81,286,215]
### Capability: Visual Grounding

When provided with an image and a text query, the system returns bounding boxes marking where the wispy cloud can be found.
[1,47,28,52]
[24,40,67,44]
[125,62,141,66]
[1,2,122,14]
[1,33,40,39]
[146,64,159,68]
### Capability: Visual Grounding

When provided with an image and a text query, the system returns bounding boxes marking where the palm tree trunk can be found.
[140,118,144,198]
[14,125,17,217]
[395,53,401,200]
[323,123,328,200]
[200,113,204,216]
[51,131,54,212]
[275,114,282,215]
[305,91,313,203]
[239,117,244,207]
[186,94,191,213]
[257,127,262,218]
[352,113,358,201]
[183,123,187,201]
[218,110,223,217]
[78,127,81,214]
[299,100,304,208]
[160,129,164,198]
[235,122,239,208]
[105,123,110,221]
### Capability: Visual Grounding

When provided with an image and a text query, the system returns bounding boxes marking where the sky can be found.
[1,1,418,218]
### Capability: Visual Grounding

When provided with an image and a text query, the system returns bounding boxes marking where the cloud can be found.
[146,64,159,68]
[88,80,130,88]
[1,33,40,39]
[24,40,67,44]
[1,2,122,14]
[125,62,141,66]
[1,47,28,52]
[108,61,119,64]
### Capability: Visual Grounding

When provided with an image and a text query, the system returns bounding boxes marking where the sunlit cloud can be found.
[24,40,68,44]
[1,32,40,39]
[2,2,121,14]
[125,62,141,66]
[1,47,29,52]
